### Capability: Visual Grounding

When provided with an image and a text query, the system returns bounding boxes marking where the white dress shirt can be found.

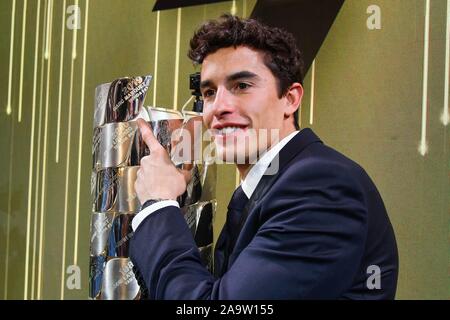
[131,130,300,231]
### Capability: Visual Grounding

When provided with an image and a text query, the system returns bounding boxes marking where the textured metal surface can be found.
[93,75,152,127]
[183,200,215,272]
[92,167,141,213]
[92,121,149,170]
[89,255,106,299]
[90,212,116,256]
[101,258,140,300]
[90,81,217,299]
[178,164,203,208]
[93,82,110,128]
[107,213,135,258]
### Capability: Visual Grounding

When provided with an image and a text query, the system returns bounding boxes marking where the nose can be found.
[210,86,236,119]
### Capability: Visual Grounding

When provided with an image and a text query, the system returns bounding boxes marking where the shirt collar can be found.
[241,130,300,199]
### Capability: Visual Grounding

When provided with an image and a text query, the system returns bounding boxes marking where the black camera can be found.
[190,72,201,95]
[190,72,203,112]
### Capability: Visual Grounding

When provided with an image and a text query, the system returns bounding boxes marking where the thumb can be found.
[137,118,160,152]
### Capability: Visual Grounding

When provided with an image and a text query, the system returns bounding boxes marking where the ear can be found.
[284,83,303,117]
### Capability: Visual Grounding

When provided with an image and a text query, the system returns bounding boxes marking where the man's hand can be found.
[135,119,188,205]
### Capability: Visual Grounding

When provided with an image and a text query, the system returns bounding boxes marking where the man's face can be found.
[201,46,297,163]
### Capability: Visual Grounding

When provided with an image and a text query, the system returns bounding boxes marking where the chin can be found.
[214,142,260,165]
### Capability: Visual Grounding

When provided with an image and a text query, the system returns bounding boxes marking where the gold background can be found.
[0,0,448,299]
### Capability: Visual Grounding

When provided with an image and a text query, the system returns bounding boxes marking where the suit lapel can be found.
[251,128,322,202]
[230,129,322,259]
[214,128,323,276]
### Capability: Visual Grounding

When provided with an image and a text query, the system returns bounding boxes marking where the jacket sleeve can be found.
[129,160,368,299]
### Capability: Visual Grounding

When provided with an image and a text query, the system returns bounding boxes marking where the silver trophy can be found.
[89,75,216,300]
[182,200,216,270]
[90,75,153,300]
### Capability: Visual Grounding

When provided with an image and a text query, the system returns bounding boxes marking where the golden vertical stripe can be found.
[60,2,78,299]
[173,8,181,110]
[60,57,75,300]
[3,0,18,299]
[419,0,430,156]
[243,0,247,17]
[18,0,28,123]
[231,0,237,15]
[4,87,16,300]
[56,0,69,298]
[235,168,240,188]
[56,0,67,163]
[37,0,54,300]
[73,0,89,266]
[32,0,48,296]
[442,0,450,126]
[24,0,41,300]
[309,59,315,125]
[44,0,51,59]
[6,0,16,116]
[72,0,78,60]
[152,10,160,107]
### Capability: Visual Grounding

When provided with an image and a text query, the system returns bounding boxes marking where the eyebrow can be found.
[200,71,259,89]
[200,79,213,90]
[226,70,259,82]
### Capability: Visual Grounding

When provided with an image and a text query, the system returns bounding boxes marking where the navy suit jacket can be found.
[130,128,398,299]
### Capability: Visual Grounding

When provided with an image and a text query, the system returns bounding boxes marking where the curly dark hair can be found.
[188,14,304,129]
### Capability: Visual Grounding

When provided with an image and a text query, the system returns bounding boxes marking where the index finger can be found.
[137,118,161,152]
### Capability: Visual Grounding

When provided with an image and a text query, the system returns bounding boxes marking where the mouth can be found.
[214,126,247,136]
[212,125,249,138]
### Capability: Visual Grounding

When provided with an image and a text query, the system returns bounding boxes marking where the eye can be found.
[236,82,250,90]
[203,89,215,98]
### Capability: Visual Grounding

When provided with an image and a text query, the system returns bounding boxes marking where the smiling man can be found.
[201,45,302,173]
[130,14,399,299]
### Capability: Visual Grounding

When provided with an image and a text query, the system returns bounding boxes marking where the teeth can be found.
[217,127,242,135]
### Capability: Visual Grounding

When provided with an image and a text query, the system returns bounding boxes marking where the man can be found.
[130,14,398,299]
